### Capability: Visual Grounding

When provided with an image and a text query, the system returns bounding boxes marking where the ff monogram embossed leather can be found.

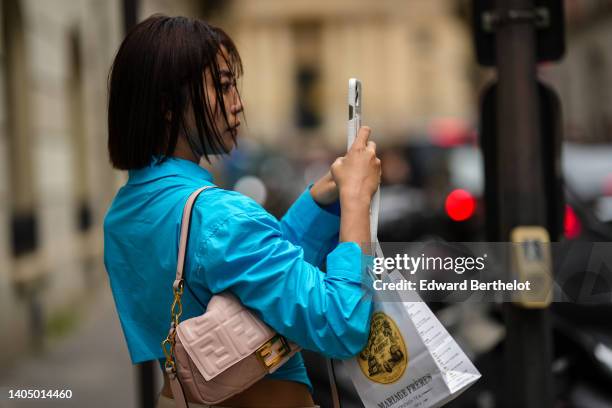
[162,186,300,407]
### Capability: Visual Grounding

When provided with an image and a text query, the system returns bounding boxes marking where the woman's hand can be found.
[310,126,380,207]
[330,126,381,247]
[331,126,381,207]
[310,171,339,206]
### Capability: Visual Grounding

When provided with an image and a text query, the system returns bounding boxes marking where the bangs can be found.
[171,20,244,163]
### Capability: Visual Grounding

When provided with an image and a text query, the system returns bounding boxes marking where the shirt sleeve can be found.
[194,209,373,359]
[279,186,341,267]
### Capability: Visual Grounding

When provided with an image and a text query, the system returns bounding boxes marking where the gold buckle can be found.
[256,335,291,369]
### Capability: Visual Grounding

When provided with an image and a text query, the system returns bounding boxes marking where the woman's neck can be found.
[172,136,200,163]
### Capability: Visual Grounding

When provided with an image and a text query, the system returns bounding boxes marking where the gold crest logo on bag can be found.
[358,312,408,384]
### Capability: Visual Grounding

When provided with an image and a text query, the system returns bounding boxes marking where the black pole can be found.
[122,0,138,33]
[493,0,553,407]
[138,360,157,408]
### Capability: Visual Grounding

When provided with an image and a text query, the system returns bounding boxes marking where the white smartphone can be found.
[347,78,380,245]
[347,78,362,149]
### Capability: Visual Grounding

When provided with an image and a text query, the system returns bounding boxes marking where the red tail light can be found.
[564,205,581,239]
[445,189,476,222]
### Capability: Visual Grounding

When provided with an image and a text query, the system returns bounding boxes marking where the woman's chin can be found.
[222,134,237,152]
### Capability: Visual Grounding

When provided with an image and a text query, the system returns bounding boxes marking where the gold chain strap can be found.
[161,280,184,373]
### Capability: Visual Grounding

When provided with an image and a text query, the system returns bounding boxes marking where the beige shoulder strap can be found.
[173,186,215,290]
[169,186,215,408]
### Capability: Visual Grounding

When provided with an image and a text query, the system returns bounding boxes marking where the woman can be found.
[104,14,381,408]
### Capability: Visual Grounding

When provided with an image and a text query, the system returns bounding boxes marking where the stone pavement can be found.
[0,286,161,408]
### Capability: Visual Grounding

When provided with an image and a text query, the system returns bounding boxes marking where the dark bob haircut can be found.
[107,14,243,170]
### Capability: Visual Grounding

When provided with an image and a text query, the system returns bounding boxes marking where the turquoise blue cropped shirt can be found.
[103,157,373,390]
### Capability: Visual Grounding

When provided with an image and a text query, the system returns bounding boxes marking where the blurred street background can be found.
[1,0,612,407]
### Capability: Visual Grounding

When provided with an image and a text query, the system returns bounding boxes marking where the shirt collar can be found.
[127,156,214,185]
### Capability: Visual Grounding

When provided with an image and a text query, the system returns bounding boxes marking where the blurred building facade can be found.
[0,0,124,362]
[218,0,475,150]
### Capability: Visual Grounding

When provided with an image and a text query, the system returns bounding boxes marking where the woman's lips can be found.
[229,122,240,135]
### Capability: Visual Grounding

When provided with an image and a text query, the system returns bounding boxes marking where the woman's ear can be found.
[165,111,172,122]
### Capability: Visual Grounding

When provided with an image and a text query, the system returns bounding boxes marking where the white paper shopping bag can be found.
[341,270,481,408]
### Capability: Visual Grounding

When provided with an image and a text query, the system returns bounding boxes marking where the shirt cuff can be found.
[282,186,341,242]
[326,242,372,283]
[308,183,341,216]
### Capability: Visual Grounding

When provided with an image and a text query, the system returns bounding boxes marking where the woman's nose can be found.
[230,96,243,115]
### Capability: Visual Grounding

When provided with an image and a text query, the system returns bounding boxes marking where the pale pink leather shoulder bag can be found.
[161,186,301,407]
